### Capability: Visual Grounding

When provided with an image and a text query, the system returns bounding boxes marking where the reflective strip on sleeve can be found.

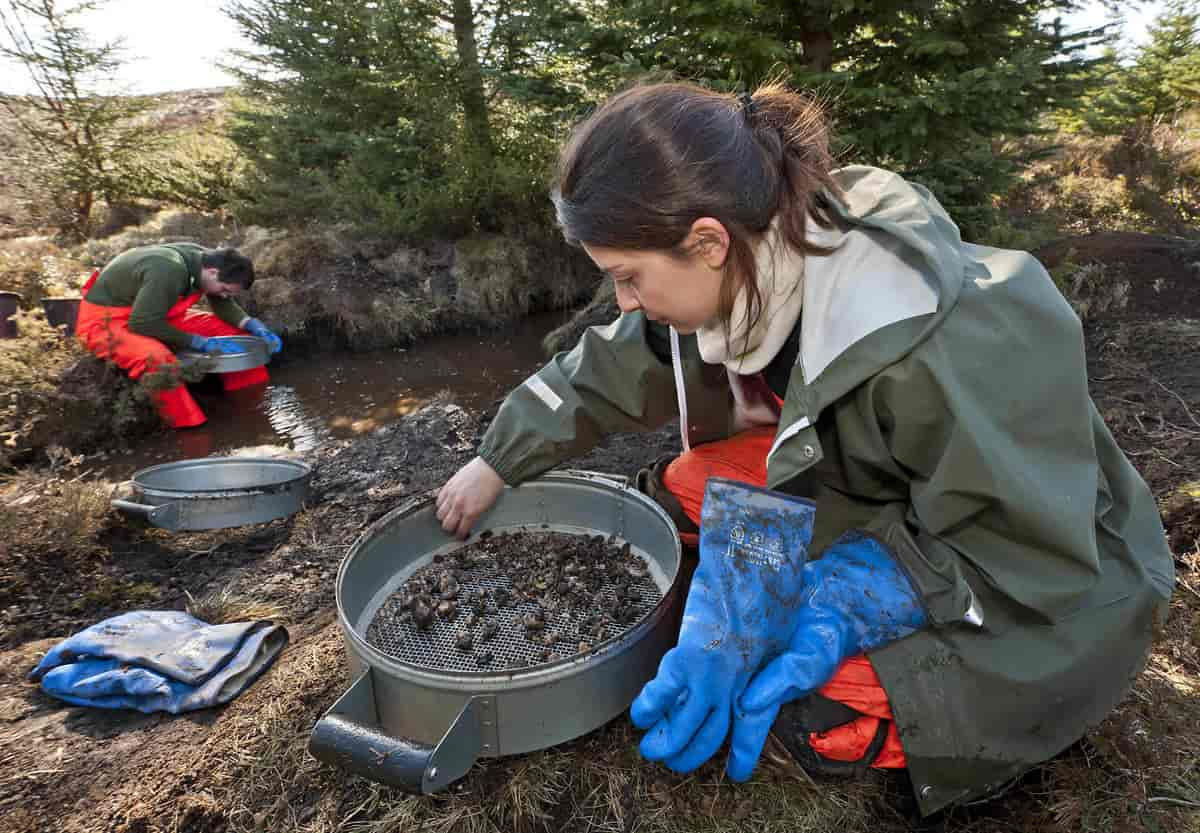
[523,375,563,412]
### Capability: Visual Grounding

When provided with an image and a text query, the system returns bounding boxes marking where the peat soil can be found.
[0,232,1197,833]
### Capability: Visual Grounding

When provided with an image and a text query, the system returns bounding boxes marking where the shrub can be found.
[0,310,160,469]
[0,238,87,303]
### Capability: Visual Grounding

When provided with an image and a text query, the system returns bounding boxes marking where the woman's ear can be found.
[687,217,730,269]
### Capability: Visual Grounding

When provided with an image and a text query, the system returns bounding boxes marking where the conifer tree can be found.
[223,0,575,235]
[0,0,159,237]
[1125,0,1200,124]
[576,0,1113,236]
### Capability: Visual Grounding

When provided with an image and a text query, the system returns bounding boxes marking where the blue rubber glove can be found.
[28,611,288,714]
[244,318,282,354]
[631,477,815,777]
[187,334,247,355]
[726,531,927,781]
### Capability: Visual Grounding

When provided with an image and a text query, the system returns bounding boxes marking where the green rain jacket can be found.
[86,243,250,350]
[476,166,1174,814]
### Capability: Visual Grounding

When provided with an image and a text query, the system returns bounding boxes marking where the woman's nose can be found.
[613,279,640,313]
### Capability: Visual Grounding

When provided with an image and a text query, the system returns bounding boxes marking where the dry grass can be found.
[491,750,574,831]
[0,309,159,467]
[333,294,442,351]
[0,235,88,302]
[145,631,349,833]
[1058,260,1132,322]
[185,586,285,625]
[0,469,112,555]
[239,228,338,277]
[1007,118,1200,239]
[75,208,241,268]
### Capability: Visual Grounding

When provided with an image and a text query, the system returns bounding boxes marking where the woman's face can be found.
[583,220,729,334]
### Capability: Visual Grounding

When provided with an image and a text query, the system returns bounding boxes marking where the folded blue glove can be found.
[726,531,927,780]
[187,334,247,355]
[244,318,282,354]
[28,611,288,714]
[631,478,815,777]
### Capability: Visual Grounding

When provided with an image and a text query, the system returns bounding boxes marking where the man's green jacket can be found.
[86,243,249,350]
[476,166,1174,814]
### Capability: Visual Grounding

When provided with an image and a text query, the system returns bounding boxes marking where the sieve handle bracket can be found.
[111,499,182,531]
[308,669,486,794]
[560,469,630,489]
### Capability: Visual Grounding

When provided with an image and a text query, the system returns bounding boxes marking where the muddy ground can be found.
[1,233,1198,833]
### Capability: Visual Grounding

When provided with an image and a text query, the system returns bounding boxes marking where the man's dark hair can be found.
[201,248,255,288]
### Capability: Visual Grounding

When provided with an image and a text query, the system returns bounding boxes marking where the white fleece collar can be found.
[695,220,806,375]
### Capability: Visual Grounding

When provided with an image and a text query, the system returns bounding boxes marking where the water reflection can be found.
[326,393,431,435]
[265,385,331,452]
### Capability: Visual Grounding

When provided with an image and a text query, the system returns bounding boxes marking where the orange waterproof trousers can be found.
[660,425,906,769]
[76,271,268,428]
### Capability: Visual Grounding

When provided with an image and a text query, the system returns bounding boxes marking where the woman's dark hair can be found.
[201,248,255,289]
[552,80,841,340]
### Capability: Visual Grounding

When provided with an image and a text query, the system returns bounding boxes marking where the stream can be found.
[99,312,570,480]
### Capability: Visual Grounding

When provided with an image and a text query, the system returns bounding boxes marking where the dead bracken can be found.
[364,529,661,669]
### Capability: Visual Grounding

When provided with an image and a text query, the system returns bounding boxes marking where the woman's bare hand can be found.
[436,456,505,539]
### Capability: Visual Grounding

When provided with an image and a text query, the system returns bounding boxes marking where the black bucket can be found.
[41,297,81,336]
[0,291,18,339]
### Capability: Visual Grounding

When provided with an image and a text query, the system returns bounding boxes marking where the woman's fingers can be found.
[435,456,505,537]
[453,505,474,539]
[436,487,478,538]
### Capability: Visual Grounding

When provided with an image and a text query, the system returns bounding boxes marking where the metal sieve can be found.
[176,334,269,373]
[112,457,312,531]
[309,471,684,795]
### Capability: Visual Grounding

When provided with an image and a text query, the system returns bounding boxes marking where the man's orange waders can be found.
[660,424,906,770]
[75,270,268,428]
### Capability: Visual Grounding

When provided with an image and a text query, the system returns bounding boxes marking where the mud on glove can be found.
[630,477,815,778]
[244,318,282,354]
[726,531,927,781]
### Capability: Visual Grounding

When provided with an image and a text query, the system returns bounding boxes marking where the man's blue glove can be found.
[187,334,247,355]
[244,318,282,354]
[28,611,288,714]
[630,477,815,778]
[726,531,927,781]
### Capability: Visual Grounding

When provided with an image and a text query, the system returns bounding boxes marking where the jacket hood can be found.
[797,166,967,408]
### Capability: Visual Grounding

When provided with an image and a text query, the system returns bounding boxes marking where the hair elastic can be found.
[737,91,756,122]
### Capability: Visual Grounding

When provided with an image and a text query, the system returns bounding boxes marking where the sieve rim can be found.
[334,473,682,690]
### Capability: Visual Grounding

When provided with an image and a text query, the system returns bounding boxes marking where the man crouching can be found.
[76,243,282,428]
